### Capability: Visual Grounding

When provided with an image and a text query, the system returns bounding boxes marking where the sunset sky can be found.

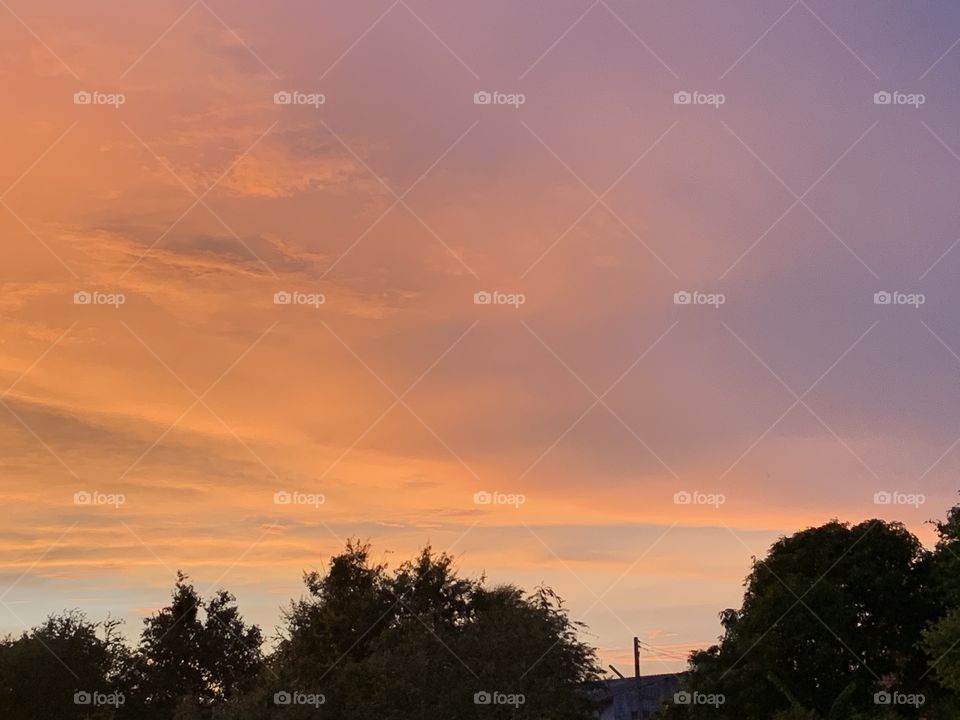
[2,0,960,673]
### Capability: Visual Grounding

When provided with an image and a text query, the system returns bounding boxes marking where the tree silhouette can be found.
[10,506,960,719]
[0,611,131,719]
[662,519,940,719]
[133,572,262,718]
[252,540,602,720]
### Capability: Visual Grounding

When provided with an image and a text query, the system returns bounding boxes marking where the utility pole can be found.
[634,636,642,720]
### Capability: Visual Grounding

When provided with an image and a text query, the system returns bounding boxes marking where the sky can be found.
[1,0,960,675]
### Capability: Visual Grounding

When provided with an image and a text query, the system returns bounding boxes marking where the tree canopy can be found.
[662,511,960,720]
[0,542,599,719]
[241,540,601,720]
[8,500,960,719]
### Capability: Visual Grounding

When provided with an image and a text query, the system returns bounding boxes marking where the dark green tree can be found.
[920,501,960,716]
[249,540,601,720]
[663,519,935,719]
[134,572,263,717]
[0,611,132,720]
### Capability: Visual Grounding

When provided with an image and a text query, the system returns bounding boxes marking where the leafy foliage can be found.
[131,572,263,717]
[0,611,131,719]
[660,501,960,719]
[11,500,960,720]
[261,540,602,720]
[0,544,599,719]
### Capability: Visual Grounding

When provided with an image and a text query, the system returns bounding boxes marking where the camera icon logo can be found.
[273,691,292,705]
[674,691,692,705]
[73,491,92,505]
[873,91,892,105]
[274,491,292,505]
[74,691,92,705]
[73,91,92,105]
[873,291,892,305]
[274,91,293,105]
[274,291,293,305]
[673,291,692,305]
[474,691,492,705]
[673,91,692,105]
[673,491,692,505]
[874,691,892,705]
[874,491,892,505]
[474,91,492,105]
[74,291,92,305]
[474,291,492,305]
[473,491,492,505]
